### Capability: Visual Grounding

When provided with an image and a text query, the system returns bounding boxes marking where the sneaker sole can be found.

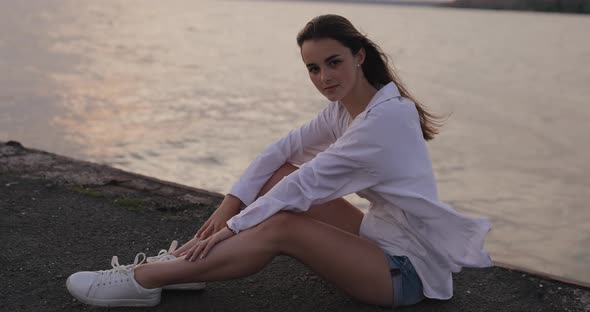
[163,282,207,290]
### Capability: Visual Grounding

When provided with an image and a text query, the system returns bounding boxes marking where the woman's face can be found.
[300,38,363,102]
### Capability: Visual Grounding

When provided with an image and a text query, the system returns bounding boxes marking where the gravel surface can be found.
[1,141,589,311]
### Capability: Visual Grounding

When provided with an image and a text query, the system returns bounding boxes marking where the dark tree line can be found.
[447,0,590,13]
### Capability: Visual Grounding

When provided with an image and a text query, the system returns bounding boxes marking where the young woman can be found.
[66,14,493,309]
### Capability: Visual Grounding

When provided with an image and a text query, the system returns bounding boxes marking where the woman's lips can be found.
[324,85,338,91]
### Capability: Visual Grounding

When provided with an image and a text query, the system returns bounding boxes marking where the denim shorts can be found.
[385,254,425,307]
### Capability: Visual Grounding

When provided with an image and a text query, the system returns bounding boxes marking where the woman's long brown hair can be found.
[297,14,444,140]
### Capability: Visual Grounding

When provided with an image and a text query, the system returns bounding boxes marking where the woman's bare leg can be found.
[173,162,364,257]
[135,212,393,307]
[257,162,364,235]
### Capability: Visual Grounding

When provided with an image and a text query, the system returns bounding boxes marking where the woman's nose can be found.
[320,69,333,83]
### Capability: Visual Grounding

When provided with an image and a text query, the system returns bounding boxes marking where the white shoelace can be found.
[95,253,146,287]
[146,240,178,263]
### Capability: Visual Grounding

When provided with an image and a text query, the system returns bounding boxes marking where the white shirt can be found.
[226,82,493,300]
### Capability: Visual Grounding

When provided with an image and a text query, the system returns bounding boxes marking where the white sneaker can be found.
[66,253,161,307]
[147,240,207,290]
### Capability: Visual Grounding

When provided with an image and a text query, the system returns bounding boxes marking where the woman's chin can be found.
[323,92,341,102]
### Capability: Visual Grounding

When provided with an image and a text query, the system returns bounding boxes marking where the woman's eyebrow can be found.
[305,54,341,68]
[324,54,340,63]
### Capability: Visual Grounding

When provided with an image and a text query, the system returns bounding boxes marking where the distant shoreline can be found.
[444,0,590,14]
[272,0,452,6]
[320,0,590,14]
[272,0,589,13]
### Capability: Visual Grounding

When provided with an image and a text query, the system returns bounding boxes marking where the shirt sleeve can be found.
[227,103,337,209]
[226,113,386,234]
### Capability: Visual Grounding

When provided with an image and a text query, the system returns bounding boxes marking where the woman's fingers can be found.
[196,221,210,238]
[185,238,203,259]
[183,243,200,261]
[183,228,233,261]
[199,223,215,240]
[196,219,228,241]
[177,236,200,254]
[183,245,194,260]
[196,221,206,237]
[189,240,208,262]
[201,227,213,240]
[201,227,234,259]
[200,237,216,259]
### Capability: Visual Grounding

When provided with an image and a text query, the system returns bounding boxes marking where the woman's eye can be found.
[329,60,341,66]
[308,67,319,73]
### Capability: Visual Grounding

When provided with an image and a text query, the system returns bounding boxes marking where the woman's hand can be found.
[195,195,241,240]
[182,226,236,261]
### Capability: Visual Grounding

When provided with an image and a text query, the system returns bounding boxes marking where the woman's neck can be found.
[340,78,379,120]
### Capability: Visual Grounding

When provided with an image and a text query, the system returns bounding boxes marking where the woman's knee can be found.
[259,211,297,230]
[256,211,301,245]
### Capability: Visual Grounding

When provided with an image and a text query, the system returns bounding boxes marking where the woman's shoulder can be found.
[367,97,419,126]
[374,96,416,115]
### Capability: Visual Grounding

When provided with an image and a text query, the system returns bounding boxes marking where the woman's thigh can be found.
[258,162,364,236]
[267,212,393,307]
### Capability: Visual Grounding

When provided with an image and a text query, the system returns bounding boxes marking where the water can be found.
[1,0,589,285]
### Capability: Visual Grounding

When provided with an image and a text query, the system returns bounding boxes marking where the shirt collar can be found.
[356,81,401,120]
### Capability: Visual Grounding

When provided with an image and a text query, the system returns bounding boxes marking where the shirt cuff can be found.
[226,217,241,234]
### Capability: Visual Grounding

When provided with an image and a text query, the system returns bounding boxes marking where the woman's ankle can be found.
[134,264,162,289]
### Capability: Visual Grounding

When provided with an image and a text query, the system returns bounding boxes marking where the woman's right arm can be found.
[227,102,338,210]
